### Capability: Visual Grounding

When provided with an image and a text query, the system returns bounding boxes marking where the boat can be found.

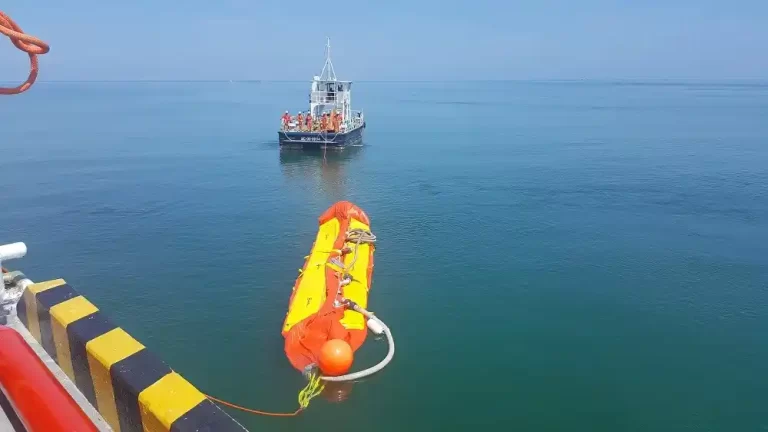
[278,39,366,150]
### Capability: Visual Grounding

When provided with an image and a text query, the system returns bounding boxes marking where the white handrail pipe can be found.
[0,242,27,267]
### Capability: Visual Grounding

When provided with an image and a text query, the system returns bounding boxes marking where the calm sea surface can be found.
[2,81,767,431]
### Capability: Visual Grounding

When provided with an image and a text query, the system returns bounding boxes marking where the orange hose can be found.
[0,11,50,95]
[205,395,303,417]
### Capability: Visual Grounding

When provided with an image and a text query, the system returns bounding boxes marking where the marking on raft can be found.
[16,279,246,432]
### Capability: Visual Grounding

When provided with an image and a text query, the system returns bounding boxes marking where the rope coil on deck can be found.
[0,11,49,95]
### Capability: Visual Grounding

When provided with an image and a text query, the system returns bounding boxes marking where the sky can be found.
[2,0,767,81]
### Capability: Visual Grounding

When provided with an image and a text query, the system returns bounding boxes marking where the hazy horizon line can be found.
[3,78,768,85]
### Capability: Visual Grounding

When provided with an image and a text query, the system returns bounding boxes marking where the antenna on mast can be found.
[319,37,337,81]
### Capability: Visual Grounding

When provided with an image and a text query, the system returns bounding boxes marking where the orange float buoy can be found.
[318,339,353,376]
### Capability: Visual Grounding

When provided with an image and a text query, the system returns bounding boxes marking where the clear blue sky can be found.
[2,0,767,81]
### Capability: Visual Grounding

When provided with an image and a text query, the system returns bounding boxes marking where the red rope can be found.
[0,11,49,95]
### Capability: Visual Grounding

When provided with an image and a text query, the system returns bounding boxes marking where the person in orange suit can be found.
[320,113,328,131]
[305,112,313,131]
[281,110,290,130]
[297,111,304,131]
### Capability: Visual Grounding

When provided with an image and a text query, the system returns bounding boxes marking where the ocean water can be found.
[1,81,767,431]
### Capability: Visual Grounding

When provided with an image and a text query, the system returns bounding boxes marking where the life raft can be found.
[281,201,375,373]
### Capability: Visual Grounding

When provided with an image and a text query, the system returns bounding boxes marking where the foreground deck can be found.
[1,269,247,431]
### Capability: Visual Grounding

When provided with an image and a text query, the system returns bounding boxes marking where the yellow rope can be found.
[205,371,325,417]
[298,371,325,409]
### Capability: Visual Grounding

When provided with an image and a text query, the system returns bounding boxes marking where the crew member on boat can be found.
[305,112,312,131]
[336,110,343,131]
[281,110,290,130]
[320,113,328,131]
[297,111,304,131]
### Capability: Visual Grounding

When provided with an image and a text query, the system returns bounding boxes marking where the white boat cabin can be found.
[283,38,364,133]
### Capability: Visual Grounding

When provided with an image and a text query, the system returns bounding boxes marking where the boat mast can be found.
[319,37,337,82]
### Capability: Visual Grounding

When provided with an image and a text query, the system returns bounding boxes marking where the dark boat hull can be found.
[278,123,365,149]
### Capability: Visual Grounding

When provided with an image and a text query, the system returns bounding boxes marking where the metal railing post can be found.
[0,242,27,274]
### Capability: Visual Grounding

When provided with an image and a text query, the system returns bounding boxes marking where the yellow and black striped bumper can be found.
[16,279,245,432]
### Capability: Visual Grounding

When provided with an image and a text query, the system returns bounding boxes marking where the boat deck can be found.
[279,123,365,149]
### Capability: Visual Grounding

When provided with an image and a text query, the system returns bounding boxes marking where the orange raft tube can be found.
[281,201,375,373]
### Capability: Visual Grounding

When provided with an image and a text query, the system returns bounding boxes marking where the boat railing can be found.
[348,110,364,129]
[310,90,345,105]
[338,116,363,132]
[280,109,363,133]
